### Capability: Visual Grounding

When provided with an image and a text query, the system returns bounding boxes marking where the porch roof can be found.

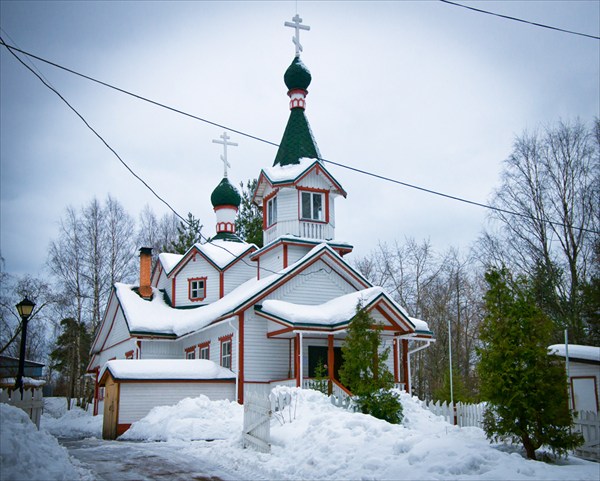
[255,287,433,337]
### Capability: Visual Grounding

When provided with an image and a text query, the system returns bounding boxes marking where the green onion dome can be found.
[284,56,312,91]
[210,177,241,208]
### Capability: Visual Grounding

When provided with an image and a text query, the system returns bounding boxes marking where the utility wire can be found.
[439,0,600,40]
[0,36,189,226]
[1,39,598,237]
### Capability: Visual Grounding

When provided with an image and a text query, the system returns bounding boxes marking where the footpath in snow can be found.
[1,389,598,481]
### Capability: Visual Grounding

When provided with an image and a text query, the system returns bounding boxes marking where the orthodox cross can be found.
[284,14,310,56]
[212,131,238,178]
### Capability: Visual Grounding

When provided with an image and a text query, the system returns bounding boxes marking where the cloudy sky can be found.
[1,0,598,279]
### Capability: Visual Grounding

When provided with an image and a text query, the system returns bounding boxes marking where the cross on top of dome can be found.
[284,14,310,57]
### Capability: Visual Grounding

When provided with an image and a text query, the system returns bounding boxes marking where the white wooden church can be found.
[87,15,433,438]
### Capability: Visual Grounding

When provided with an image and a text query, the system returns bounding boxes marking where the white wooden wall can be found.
[118,382,235,424]
[141,340,180,359]
[244,310,290,381]
[173,256,219,307]
[177,320,238,371]
[223,256,256,296]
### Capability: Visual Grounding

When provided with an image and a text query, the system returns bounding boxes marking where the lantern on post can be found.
[15,297,35,395]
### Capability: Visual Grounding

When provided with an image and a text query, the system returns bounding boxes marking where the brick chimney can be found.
[138,247,153,299]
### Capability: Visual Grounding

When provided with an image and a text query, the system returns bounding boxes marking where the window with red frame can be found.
[198,342,210,360]
[189,277,207,301]
[220,336,232,369]
[300,191,324,221]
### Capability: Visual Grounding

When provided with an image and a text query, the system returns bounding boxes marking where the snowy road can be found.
[60,438,234,481]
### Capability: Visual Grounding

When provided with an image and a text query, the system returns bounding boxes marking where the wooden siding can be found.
[244,310,290,381]
[176,321,238,370]
[156,268,170,294]
[270,260,352,305]
[277,188,297,223]
[258,245,285,278]
[104,309,130,348]
[174,256,219,307]
[117,382,235,424]
[296,168,334,191]
[140,341,180,360]
[223,257,256,297]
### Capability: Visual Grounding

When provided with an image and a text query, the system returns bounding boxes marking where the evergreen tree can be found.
[339,303,402,423]
[235,179,263,247]
[50,318,91,408]
[478,268,582,460]
[169,212,203,254]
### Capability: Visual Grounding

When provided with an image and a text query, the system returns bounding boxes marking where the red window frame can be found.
[263,190,278,230]
[219,334,233,369]
[125,350,134,359]
[185,345,196,359]
[298,187,329,223]
[188,277,207,302]
[198,341,211,360]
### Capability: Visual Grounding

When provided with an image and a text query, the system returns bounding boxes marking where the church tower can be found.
[251,15,352,277]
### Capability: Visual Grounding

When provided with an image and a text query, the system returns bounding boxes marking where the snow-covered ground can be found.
[1,390,598,481]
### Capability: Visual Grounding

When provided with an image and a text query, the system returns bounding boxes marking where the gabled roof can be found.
[165,239,256,277]
[109,243,378,338]
[253,158,346,204]
[255,287,432,337]
[549,344,600,364]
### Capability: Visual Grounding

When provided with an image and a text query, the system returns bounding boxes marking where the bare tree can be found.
[479,119,599,342]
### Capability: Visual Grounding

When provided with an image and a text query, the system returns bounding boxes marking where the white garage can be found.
[99,359,236,439]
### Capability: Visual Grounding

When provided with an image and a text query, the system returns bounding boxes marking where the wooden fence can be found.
[424,400,599,461]
[242,388,271,453]
[424,400,486,428]
[0,385,44,429]
[574,410,599,462]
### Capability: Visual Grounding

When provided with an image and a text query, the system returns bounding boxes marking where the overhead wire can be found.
[1,39,598,238]
[439,0,600,40]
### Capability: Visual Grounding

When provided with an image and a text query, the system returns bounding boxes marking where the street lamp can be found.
[15,297,35,395]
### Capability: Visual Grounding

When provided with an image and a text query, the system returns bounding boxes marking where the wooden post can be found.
[328,334,334,395]
[393,337,399,383]
[402,339,409,388]
[295,333,300,387]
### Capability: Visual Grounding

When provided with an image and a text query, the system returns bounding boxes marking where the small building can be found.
[99,359,235,439]
[549,344,599,413]
[0,355,44,379]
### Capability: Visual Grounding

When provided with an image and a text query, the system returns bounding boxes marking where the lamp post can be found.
[15,297,35,396]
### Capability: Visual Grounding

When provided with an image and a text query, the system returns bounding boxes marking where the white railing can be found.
[0,385,44,429]
[574,410,599,461]
[263,220,334,245]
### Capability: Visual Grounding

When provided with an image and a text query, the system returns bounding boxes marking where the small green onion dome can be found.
[284,56,312,91]
[210,177,241,208]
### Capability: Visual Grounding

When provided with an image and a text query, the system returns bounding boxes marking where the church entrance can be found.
[308,345,343,381]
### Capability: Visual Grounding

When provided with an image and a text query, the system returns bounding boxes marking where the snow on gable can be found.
[260,287,385,326]
[167,240,255,277]
[159,253,183,274]
[549,344,600,363]
[254,158,346,203]
[100,359,235,382]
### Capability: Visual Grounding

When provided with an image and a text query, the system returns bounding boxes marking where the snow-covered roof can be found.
[250,235,353,260]
[115,242,430,339]
[158,253,183,274]
[260,287,386,326]
[549,344,600,363]
[263,157,318,183]
[164,240,255,276]
[100,359,235,382]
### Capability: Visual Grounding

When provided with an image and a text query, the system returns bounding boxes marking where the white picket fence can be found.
[424,400,486,428]
[0,385,44,429]
[573,411,599,462]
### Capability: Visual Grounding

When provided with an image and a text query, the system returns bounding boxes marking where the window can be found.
[125,350,134,359]
[220,337,232,369]
[198,342,210,360]
[301,191,324,221]
[186,350,196,359]
[189,277,207,301]
[266,195,277,227]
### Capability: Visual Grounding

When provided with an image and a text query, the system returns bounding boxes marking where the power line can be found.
[0,36,189,227]
[439,0,600,40]
[1,39,598,236]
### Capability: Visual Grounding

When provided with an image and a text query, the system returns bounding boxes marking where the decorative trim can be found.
[238,312,245,404]
[188,277,207,302]
[198,341,210,360]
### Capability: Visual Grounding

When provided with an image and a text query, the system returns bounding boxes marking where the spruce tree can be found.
[478,268,582,460]
[339,303,402,423]
[169,213,203,254]
[235,179,263,247]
